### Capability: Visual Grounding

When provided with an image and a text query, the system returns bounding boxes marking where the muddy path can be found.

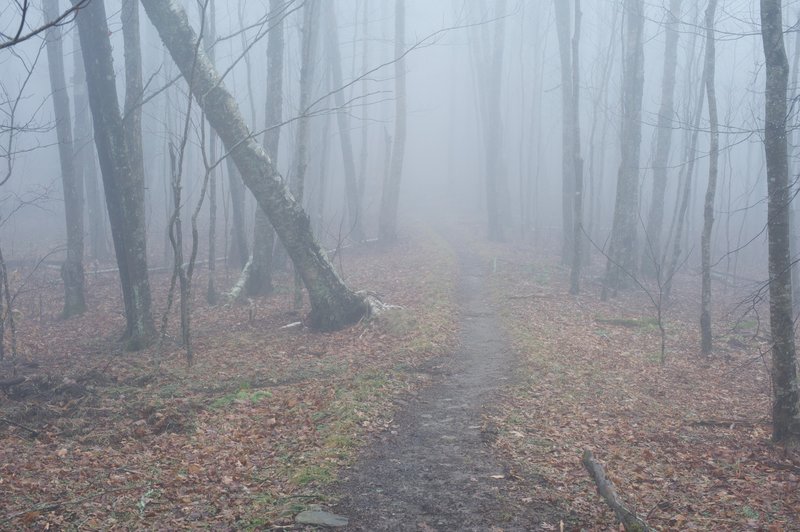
[332,245,560,530]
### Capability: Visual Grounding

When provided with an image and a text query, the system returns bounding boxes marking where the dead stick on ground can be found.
[0,417,39,437]
[1,484,148,524]
[582,450,652,532]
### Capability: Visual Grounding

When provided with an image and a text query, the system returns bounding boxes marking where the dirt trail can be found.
[333,246,559,530]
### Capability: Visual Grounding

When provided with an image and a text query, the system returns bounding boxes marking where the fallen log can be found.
[582,450,652,532]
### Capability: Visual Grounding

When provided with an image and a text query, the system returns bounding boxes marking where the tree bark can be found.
[643,0,682,277]
[760,0,800,446]
[140,0,366,330]
[226,157,250,269]
[569,0,584,295]
[73,0,155,350]
[378,0,408,242]
[554,0,575,264]
[291,0,321,309]
[700,0,719,356]
[603,0,644,297]
[72,27,107,263]
[44,0,86,318]
[202,0,219,305]
[323,2,364,242]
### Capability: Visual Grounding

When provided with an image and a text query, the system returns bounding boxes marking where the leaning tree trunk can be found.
[378,0,408,242]
[323,2,364,242]
[44,0,86,318]
[643,0,682,277]
[700,0,719,356]
[73,0,155,349]
[140,0,366,330]
[603,0,644,297]
[760,0,800,446]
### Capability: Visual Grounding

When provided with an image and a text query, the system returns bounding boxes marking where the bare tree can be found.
[290,0,321,309]
[323,2,364,242]
[72,0,155,349]
[700,0,719,355]
[43,0,86,318]
[140,0,367,330]
[378,0,408,242]
[1,0,89,50]
[72,29,107,261]
[554,0,576,265]
[643,0,682,277]
[603,0,645,297]
[760,0,800,445]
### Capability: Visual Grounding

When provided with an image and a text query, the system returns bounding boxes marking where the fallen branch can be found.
[582,450,652,532]
[1,484,148,525]
[507,293,552,300]
[686,418,766,428]
[0,417,39,437]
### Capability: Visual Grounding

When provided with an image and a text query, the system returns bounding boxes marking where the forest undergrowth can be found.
[477,235,800,530]
[2,225,799,530]
[0,228,458,529]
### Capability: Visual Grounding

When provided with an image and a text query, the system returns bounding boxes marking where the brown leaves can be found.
[0,230,459,529]
[486,241,800,530]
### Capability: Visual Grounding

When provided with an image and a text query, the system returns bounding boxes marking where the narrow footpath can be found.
[333,246,559,530]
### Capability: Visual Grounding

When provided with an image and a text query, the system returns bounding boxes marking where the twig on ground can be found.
[582,450,652,532]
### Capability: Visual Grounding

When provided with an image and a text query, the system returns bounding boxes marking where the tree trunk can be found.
[760,0,800,446]
[226,158,250,269]
[700,0,719,356]
[642,0,682,277]
[72,29,107,263]
[202,0,219,305]
[323,2,364,242]
[554,0,575,265]
[291,0,321,310]
[44,0,86,318]
[603,0,644,297]
[569,0,584,295]
[73,0,155,350]
[378,0,408,242]
[140,0,366,330]
[245,0,286,298]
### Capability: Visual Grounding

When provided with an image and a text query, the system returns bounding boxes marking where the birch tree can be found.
[140,0,367,330]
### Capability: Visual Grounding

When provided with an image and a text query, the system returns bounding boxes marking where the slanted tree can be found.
[43,0,86,318]
[140,0,366,330]
[603,0,644,297]
[760,0,800,445]
[73,0,155,349]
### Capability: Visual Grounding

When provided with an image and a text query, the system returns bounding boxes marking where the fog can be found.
[0,1,787,278]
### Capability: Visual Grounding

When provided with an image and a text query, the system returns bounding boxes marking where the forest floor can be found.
[0,222,799,530]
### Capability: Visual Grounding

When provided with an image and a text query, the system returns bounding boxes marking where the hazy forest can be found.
[1,0,800,529]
